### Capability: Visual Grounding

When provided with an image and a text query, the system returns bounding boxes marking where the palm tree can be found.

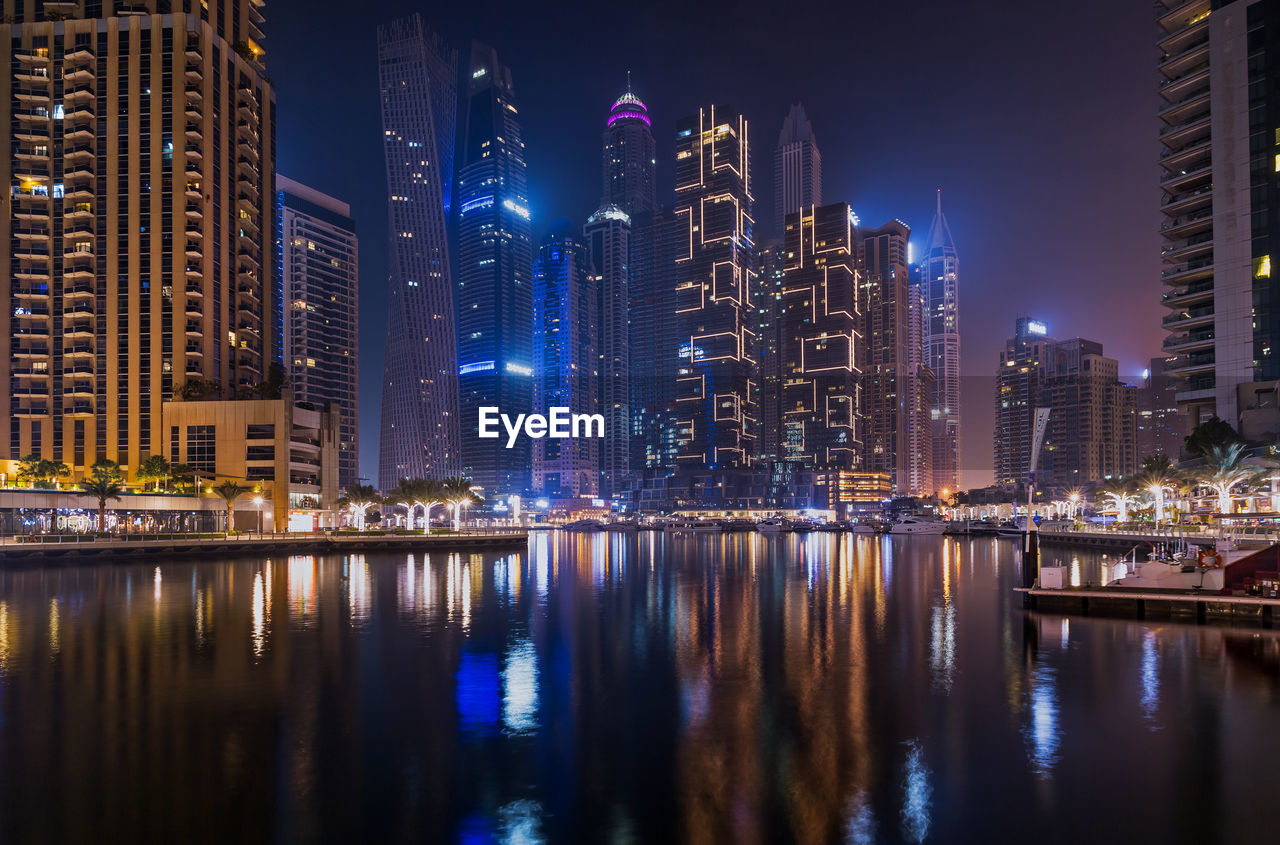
[1099,478,1139,524]
[1063,487,1085,520]
[136,454,171,492]
[391,478,445,534]
[82,459,124,532]
[1135,460,1180,525]
[16,454,70,488]
[212,480,253,532]
[337,483,381,530]
[1195,442,1263,516]
[441,477,482,531]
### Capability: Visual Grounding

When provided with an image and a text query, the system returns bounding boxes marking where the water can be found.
[1,533,1277,843]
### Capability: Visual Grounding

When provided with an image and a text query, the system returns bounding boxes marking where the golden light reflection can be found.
[288,556,317,619]
[251,571,267,657]
[48,598,60,656]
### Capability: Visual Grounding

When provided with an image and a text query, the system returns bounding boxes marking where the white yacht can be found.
[889,516,947,535]
[664,520,723,534]
[756,519,786,534]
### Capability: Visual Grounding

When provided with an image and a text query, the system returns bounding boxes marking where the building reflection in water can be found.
[1,535,1280,841]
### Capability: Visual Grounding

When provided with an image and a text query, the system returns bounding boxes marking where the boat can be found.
[788,519,817,533]
[756,519,786,534]
[604,521,638,532]
[563,519,605,532]
[817,521,848,532]
[848,521,879,534]
[889,516,947,535]
[723,519,757,532]
[994,519,1025,539]
[664,520,723,534]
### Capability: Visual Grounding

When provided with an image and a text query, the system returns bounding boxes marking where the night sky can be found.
[269,0,1161,489]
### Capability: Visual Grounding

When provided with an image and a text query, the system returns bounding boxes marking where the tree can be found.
[1184,416,1243,459]
[82,459,124,532]
[391,478,445,534]
[1099,479,1139,524]
[136,454,172,492]
[212,480,253,532]
[442,477,483,531]
[1195,442,1263,516]
[170,463,196,493]
[1135,461,1180,525]
[337,483,380,530]
[16,454,70,488]
[175,378,223,401]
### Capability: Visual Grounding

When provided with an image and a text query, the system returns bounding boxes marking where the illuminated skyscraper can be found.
[376,15,460,488]
[857,221,911,494]
[906,279,935,496]
[531,232,597,499]
[779,203,863,514]
[1156,0,1280,431]
[277,176,359,490]
[774,103,821,235]
[671,105,760,507]
[2,0,275,480]
[584,203,630,498]
[995,318,1136,488]
[602,75,656,218]
[920,190,960,494]
[455,42,534,500]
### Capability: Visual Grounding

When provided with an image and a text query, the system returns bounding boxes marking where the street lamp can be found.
[253,495,264,535]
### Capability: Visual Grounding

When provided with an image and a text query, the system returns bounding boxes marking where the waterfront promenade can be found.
[0,529,529,562]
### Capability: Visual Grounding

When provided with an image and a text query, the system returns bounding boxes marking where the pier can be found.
[0,530,529,562]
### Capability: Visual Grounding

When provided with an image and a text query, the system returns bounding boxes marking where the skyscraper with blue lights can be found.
[455,42,534,500]
[376,15,461,489]
[920,190,960,493]
[532,232,598,499]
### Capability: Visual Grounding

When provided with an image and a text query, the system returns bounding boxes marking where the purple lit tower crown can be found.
[607,90,651,128]
[601,77,657,218]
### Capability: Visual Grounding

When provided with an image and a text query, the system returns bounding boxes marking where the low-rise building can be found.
[161,394,340,531]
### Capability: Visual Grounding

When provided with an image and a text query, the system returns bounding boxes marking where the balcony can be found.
[64,322,94,339]
[1159,28,1209,76]
[64,402,94,417]
[1163,304,1215,329]
[1161,184,1213,215]
[1161,207,1212,238]
[1161,232,1213,262]
[63,384,95,399]
[1159,162,1211,193]
[63,280,95,297]
[62,343,95,358]
[14,345,51,358]
[1162,279,1214,307]
[1162,257,1214,284]
[63,47,95,66]
[14,405,51,418]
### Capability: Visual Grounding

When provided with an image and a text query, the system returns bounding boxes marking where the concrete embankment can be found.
[0,531,529,562]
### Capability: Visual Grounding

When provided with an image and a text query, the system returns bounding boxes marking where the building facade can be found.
[531,232,598,500]
[906,278,935,496]
[375,15,460,489]
[1156,0,1280,430]
[995,318,1137,489]
[583,203,630,499]
[779,203,864,514]
[671,105,760,507]
[455,42,534,501]
[857,221,911,494]
[2,0,276,482]
[602,78,656,218]
[277,176,358,490]
[774,103,821,236]
[161,393,340,531]
[920,190,961,493]
[1137,356,1189,460]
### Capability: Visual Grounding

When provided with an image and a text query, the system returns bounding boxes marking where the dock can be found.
[0,530,529,562]
[1017,585,1280,627]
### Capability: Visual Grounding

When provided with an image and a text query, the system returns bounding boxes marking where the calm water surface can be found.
[1,533,1278,843]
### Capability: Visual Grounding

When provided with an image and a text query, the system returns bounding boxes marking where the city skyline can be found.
[268,0,1162,490]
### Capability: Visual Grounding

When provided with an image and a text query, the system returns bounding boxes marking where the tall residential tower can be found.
[2,0,275,480]
[376,15,460,488]
[671,105,760,507]
[602,76,656,218]
[1156,0,1280,431]
[774,103,821,236]
[920,190,960,493]
[277,176,359,490]
[455,42,534,500]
